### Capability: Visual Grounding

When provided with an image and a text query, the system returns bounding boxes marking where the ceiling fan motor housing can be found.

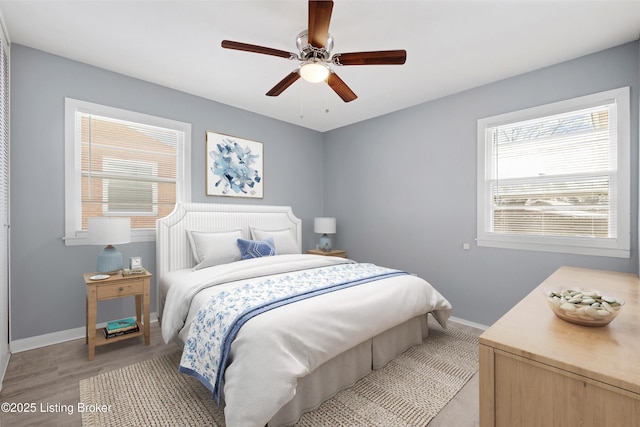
[296,30,333,61]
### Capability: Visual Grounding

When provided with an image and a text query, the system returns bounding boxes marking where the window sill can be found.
[63,229,155,246]
[476,237,630,259]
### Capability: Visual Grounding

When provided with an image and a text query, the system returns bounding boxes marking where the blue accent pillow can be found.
[237,237,276,260]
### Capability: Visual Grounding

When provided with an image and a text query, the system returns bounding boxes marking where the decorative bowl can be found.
[544,289,624,327]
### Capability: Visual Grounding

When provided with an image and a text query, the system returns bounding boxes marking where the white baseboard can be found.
[10,313,158,353]
[9,313,485,354]
[449,315,489,331]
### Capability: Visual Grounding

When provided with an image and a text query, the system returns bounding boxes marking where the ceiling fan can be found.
[221,0,407,102]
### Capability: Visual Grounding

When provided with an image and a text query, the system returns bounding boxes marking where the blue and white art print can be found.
[206,132,263,198]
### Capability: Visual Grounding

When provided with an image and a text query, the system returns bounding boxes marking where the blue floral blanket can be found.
[178,262,408,401]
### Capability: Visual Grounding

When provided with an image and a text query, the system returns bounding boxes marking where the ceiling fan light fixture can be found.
[299,61,330,83]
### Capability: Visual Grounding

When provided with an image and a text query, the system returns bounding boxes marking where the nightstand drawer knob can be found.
[119,287,124,292]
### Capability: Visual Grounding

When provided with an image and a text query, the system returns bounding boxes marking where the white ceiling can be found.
[1,0,639,132]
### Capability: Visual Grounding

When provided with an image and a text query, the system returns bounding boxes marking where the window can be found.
[64,99,191,245]
[477,87,630,258]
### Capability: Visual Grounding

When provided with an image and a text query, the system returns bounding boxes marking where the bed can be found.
[157,202,452,426]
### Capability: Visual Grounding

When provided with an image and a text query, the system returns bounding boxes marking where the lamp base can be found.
[96,245,123,274]
[318,234,332,252]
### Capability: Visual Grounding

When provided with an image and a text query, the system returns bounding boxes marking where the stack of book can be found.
[103,317,139,339]
[122,268,146,276]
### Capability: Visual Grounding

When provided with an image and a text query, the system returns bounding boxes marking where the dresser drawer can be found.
[97,280,143,299]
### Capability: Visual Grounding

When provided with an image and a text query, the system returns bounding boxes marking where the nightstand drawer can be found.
[97,281,143,299]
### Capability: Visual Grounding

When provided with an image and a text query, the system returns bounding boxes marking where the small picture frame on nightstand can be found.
[123,257,145,276]
[130,256,142,270]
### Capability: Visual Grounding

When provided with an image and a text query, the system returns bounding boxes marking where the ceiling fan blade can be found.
[327,72,357,102]
[308,0,333,48]
[266,71,301,97]
[221,40,296,60]
[332,50,407,66]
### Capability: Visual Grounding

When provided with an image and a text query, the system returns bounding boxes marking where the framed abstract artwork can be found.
[206,131,263,198]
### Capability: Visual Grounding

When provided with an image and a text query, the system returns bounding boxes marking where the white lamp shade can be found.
[314,217,336,234]
[88,217,131,245]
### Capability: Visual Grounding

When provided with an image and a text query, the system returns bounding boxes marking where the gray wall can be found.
[323,41,639,326]
[10,45,324,340]
[9,40,640,341]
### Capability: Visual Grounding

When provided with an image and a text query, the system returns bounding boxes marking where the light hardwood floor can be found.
[0,321,481,427]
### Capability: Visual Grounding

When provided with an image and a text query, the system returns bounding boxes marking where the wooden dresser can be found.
[479,266,640,427]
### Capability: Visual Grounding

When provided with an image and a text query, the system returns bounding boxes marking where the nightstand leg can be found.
[86,287,97,361]
[143,281,150,346]
[135,294,142,324]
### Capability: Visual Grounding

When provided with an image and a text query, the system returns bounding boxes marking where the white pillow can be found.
[186,229,242,270]
[250,227,299,255]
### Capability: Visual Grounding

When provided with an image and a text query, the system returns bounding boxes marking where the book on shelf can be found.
[103,325,140,339]
[106,317,137,333]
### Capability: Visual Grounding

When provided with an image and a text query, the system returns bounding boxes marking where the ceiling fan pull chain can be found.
[299,83,304,119]
[325,87,330,113]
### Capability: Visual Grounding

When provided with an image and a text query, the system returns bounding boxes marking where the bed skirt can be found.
[268,314,429,426]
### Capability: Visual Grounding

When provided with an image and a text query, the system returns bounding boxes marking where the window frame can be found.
[476,87,630,258]
[64,98,191,246]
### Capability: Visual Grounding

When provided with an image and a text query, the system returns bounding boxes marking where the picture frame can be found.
[206,131,263,198]
[129,256,142,270]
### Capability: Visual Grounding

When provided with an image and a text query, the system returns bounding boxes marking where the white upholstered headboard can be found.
[156,202,302,280]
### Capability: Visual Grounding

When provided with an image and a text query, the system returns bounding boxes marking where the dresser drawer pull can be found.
[119,287,124,292]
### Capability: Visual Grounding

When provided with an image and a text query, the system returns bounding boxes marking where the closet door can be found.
[0,24,9,388]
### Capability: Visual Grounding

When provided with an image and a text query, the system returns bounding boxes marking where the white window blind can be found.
[0,16,9,364]
[65,99,191,245]
[477,87,630,257]
[79,113,180,229]
[489,104,614,237]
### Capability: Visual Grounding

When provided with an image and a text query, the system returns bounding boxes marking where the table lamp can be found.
[314,217,336,252]
[88,217,131,273]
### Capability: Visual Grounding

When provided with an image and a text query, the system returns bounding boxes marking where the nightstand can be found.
[307,249,347,258]
[84,270,151,361]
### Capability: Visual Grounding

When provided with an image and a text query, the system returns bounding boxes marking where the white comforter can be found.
[161,254,452,427]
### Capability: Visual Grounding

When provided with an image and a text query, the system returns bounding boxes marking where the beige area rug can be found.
[80,324,478,427]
